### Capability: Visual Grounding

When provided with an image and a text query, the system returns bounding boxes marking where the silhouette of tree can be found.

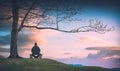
[0,0,113,58]
[0,0,41,58]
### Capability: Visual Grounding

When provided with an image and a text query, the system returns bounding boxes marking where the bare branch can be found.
[18,0,38,32]
[23,25,76,33]
[23,21,114,34]
[57,10,77,22]
[29,11,45,17]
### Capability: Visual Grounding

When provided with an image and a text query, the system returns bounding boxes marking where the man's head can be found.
[35,42,37,46]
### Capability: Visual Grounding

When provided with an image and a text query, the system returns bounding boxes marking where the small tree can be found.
[0,0,113,58]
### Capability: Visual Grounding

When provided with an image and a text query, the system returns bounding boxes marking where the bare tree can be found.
[0,0,40,58]
[0,0,113,58]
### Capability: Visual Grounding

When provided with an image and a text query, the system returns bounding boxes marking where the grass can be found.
[0,57,112,71]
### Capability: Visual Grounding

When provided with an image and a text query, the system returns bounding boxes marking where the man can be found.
[31,43,42,58]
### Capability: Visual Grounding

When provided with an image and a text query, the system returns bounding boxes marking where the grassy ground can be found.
[0,57,112,71]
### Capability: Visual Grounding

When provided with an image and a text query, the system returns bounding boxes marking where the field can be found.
[0,57,112,71]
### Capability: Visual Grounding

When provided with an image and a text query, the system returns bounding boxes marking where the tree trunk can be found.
[9,0,19,58]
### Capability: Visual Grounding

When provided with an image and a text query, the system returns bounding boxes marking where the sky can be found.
[0,0,120,68]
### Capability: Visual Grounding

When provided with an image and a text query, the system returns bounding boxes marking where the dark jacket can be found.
[32,45,40,54]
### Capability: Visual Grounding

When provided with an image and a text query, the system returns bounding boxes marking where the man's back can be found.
[32,45,40,54]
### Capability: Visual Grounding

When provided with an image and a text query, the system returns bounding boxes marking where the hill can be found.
[111,68,120,71]
[0,58,112,71]
[0,55,4,58]
[69,64,83,67]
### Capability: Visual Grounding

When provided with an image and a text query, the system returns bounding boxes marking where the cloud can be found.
[0,35,10,45]
[0,20,11,31]
[0,31,31,46]
[63,52,71,55]
[86,47,120,59]
[0,45,9,57]
[79,36,116,46]
[79,37,108,47]
[57,57,119,68]
[22,29,60,47]
[84,46,120,68]
[80,37,93,43]
[17,31,31,46]
[0,47,9,52]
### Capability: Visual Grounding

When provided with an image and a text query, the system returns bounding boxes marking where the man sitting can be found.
[30,43,42,58]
